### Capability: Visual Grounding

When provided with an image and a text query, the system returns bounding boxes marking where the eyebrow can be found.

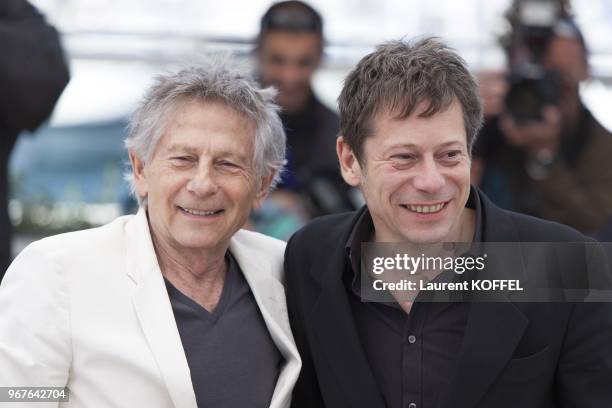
[165,144,198,155]
[436,141,464,149]
[386,140,464,150]
[165,144,249,163]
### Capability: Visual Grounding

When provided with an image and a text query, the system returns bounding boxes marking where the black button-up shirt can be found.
[344,186,484,408]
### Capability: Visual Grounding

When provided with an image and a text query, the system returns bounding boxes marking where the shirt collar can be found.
[345,185,484,284]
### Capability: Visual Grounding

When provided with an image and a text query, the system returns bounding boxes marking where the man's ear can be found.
[337,136,363,187]
[128,150,148,199]
[252,171,276,210]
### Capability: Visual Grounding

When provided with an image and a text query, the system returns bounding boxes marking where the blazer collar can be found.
[440,190,530,408]
[125,208,198,408]
[230,232,301,408]
[309,214,387,408]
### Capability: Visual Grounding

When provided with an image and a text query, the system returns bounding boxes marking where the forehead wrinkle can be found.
[371,103,467,150]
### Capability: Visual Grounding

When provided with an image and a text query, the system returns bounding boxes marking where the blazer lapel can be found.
[309,243,386,408]
[438,190,530,408]
[229,235,301,408]
[126,209,198,408]
[438,297,528,408]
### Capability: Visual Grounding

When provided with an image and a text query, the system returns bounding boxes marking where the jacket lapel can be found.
[438,298,528,408]
[126,209,198,408]
[439,190,529,408]
[309,236,386,408]
[229,233,301,408]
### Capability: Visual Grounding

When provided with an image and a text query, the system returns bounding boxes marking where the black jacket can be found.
[285,189,612,408]
[0,0,69,277]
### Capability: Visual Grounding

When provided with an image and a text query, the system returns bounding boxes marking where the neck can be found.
[454,207,476,243]
[154,237,228,286]
[282,89,313,117]
[148,221,229,311]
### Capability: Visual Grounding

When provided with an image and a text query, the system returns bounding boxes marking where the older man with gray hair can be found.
[0,60,300,408]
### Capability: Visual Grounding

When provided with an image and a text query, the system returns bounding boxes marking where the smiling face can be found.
[130,99,271,256]
[338,100,473,244]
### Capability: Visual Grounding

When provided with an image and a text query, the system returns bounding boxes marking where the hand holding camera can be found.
[499,104,562,154]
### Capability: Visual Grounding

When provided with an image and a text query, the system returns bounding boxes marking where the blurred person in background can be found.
[0,62,300,407]
[475,0,612,237]
[0,0,69,279]
[254,0,357,232]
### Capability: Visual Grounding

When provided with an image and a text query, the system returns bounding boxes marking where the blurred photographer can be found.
[476,0,612,236]
[0,0,69,279]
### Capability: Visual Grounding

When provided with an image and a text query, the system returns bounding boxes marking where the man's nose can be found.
[186,164,219,197]
[413,158,445,193]
[278,63,303,86]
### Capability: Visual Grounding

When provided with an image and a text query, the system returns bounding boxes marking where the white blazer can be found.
[0,209,301,408]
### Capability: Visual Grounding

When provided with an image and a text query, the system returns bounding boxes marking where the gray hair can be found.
[124,58,286,204]
[338,37,483,162]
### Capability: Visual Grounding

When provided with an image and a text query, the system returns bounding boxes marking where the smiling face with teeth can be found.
[338,100,475,244]
[129,100,273,258]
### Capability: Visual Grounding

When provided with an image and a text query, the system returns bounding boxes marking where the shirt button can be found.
[408,335,417,344]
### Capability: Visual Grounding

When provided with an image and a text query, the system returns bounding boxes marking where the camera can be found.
[504,0,564,123]
[505,64,560,123]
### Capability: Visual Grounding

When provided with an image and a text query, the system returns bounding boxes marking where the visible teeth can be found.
[182,207,220,216]
[407,203,445,213]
